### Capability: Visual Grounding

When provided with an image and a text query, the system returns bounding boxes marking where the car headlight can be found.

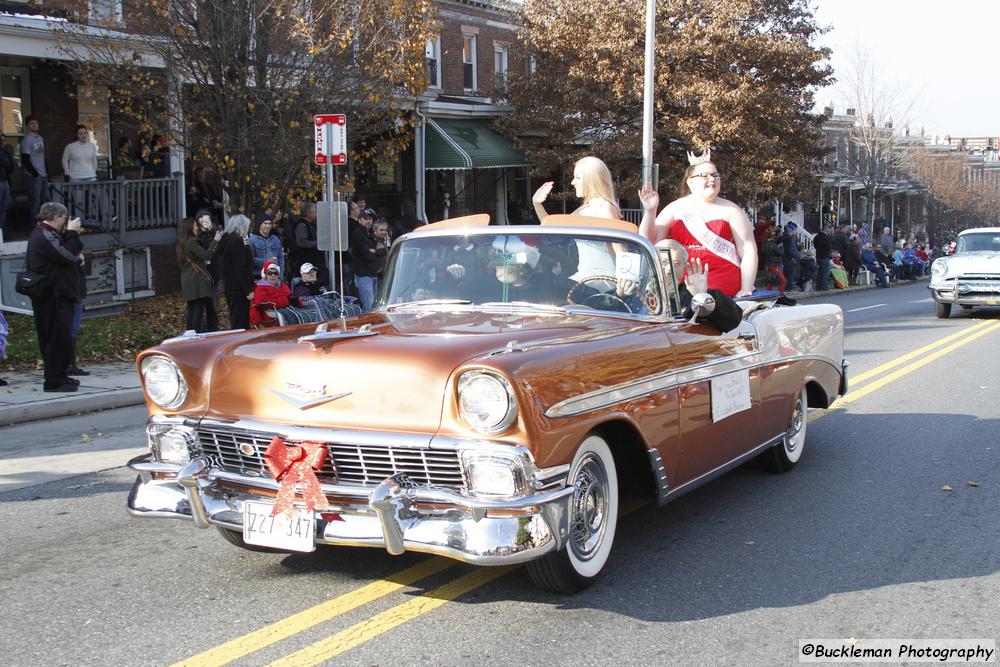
[141,356,189,409]
[457,371,517,433]
[460,451,528,498]
[931,259,948,279]
[146,422,196,465]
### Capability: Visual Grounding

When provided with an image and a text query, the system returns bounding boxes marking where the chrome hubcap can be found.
[570,454,609,560]
[786,398,804,453]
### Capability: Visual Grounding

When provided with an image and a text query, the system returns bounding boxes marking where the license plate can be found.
[243,500,316,552]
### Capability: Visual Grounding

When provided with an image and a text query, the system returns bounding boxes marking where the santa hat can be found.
[261,260,280,279]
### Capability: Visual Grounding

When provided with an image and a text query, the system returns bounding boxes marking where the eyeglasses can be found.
[688,172,720,181]
[265,270,280,276]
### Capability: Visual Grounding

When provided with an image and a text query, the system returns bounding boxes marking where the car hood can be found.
[940,252,1000,277]
[154,310,638,432]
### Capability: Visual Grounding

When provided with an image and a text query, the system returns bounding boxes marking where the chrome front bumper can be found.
[127,455,575,566]
[929,281,1000,305]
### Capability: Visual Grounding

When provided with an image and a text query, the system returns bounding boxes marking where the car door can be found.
[666,317,764,487]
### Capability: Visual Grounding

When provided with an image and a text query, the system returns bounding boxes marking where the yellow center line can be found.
[171,557,455,667]
[811,320,1000,420]
[848,319,993,387]
[267,566,518,667]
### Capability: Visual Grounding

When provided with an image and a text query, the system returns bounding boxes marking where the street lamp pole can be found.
[641,0,656,187]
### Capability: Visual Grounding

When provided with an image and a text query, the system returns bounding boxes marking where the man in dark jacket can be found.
[350,212,388,311]
[290,203,328,282]
[781,223,801,291]
[26,202,84,392]
[813,224,832,291]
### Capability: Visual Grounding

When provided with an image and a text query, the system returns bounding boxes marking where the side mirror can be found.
[688,292,716,324]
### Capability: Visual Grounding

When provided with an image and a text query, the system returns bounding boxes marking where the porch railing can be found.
[48,176,180,238]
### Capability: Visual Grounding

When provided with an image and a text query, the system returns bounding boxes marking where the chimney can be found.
[866,113,875,127]
[885,118,893,129]
[902,123,910,136]
[846,108,856,116]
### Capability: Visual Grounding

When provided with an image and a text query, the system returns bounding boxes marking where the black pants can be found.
[31,296,75,389]
[185,297,218,333]
[226,290,251,330]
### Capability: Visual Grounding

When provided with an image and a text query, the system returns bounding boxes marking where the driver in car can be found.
[453,235,569,305]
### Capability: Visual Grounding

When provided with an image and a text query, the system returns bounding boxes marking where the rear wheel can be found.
[216,526,288,553]
[527,434,619,594]
[935,302,952,318]
[759,387,807,473]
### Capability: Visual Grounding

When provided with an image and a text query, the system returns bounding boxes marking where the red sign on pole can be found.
[314,114,347,165]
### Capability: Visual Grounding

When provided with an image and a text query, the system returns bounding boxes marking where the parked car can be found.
[929,227,1000,318]
[128,214,847,594]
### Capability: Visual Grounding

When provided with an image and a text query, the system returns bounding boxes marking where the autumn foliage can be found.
[57,0,437,214]
[498,0,833,206]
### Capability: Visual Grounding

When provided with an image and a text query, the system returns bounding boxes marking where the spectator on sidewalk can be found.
[290,202,328,285]
[879,227,894,256]
[798,247,817,292]
[844,233,863,285]
[218,214,255,330]
[0,130,14,238]
[114,136,133,172]
[813,223,832,291]
[250,213,285,278]
[351,210,389,311]
[762,227,787,292]
[20,115,50,225]
[62,125,98,183]
[781,223,801,291]
[26,203,84,392]
[178,216,222,333]
[861,243,888,287]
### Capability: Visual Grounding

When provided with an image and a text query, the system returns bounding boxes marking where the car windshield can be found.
[376,232,665,316]
[956,233,1000,253]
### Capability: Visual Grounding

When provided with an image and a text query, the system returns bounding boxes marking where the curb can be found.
[781,276,929,301]
[0,388,145,427]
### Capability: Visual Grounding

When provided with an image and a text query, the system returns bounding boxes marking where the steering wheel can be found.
[566,275,633,313]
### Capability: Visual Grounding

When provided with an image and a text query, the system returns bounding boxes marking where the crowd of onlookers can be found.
[176,194,426,333]
[758,220,937,293]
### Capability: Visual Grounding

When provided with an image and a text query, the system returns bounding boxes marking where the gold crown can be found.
[686,148,712,166]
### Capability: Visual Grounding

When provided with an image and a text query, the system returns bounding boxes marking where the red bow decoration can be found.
[263,437,330,518]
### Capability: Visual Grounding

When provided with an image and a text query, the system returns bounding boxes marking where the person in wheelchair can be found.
[291,262,362,318]
[250,260,302,327]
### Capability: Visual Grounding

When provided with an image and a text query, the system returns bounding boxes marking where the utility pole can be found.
[641,0,658,188]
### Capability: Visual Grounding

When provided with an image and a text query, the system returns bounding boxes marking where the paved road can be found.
[1,282,997,666]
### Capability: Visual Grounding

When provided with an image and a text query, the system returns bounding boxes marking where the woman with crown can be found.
[638,149,757,297]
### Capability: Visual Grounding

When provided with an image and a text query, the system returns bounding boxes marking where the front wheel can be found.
[759,387,807,473]
[527,434,619,594]
[935,302,952,318]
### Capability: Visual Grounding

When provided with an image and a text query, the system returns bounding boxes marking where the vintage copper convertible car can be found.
[128,214,847,593]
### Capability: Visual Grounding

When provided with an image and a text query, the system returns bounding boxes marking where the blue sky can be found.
[812,0,1000,137]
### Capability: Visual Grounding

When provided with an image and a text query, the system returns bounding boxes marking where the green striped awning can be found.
[425,118,530,170]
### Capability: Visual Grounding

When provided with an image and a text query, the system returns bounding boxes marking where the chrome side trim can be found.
[647,448,669,506]
[664,433,783,503]
[545,353,841,419]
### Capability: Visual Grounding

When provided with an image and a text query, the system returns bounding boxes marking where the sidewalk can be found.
[0,361,143,427]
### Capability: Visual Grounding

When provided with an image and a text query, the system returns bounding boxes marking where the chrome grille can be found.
[196,426,466,490]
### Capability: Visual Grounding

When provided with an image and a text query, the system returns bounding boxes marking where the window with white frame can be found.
[426,37,442,89]
[89,0,124,26]
[493,44,508,81]
[462,34,477,91]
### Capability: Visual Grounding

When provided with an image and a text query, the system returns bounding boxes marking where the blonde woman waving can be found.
[533,156,620,222]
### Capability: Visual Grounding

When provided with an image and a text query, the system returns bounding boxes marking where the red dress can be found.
[669,218,743,296]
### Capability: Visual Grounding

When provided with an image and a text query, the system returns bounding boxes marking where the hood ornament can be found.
[298,322,378,348]
[268,382,351,410]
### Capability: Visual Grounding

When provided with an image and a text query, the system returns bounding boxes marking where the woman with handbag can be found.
[177,217,222,333]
